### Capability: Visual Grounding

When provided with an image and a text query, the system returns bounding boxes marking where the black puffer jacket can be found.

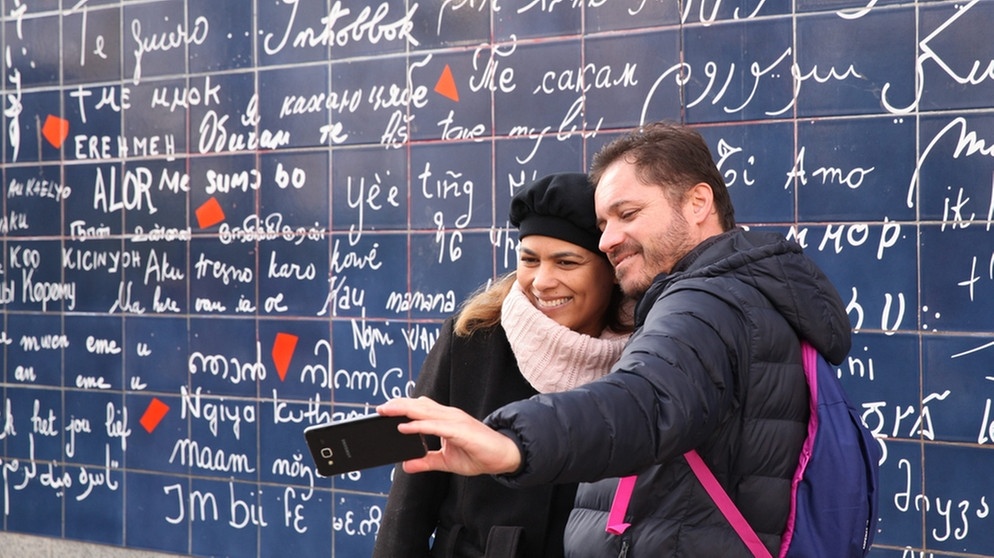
[486,229,851,557]
[373,318,577,558]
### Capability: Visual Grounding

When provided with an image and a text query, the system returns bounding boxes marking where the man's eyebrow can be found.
[603,198,635,215]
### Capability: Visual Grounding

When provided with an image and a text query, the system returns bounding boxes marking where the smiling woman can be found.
[515,234,615,337]
[372,173,632,558]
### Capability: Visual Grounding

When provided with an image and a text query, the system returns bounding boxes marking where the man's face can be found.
[595,160,697,297]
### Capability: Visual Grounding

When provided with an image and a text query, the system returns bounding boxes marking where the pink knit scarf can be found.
[500,282,629,394]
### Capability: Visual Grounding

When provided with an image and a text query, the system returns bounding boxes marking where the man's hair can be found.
[589,121,736,231]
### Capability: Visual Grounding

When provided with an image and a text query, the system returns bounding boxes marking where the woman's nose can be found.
[531,263,558,291]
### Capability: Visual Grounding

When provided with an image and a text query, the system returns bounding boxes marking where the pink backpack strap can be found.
[605,475,638,535]
[685,450,773,558]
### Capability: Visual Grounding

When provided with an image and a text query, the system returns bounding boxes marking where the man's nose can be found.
[598,222,619,255]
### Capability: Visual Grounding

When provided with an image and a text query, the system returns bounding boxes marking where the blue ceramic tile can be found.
[326,231,408,320]
[188,153,259,228]
[124,392,188,475]
[188,71,259,155]
[123,0,191,83]
[681,0,791,23]
[326,0,413,59]
[63,390,128,468]
[124,239,188,315]
[63,238,126,314]
[584,30,682,131]
[17,0,59,12]
[6,386,63,461]
[797,0,903,12]
[410,0,490,49]
[122,78,189,157]
[189,238,259,310]
[189,0,254,72]
[259,480,334,557]
[258,65,330,149]
[188,316,259,397]
[122,158,192,233]
[793,223,917,334]
[493,40,582,136]
[190,478,261,557]
[6,458,64,536]
[64,163,124,236]
[920,225,994,333]
[410,231,495,319]
[258,239,329,317]
[329,320,412,406]
[65,87,125,158]
[587,0,680,31]
[872,439,922,549]
[4,15,60,87]
[7,90,62,163]
[65,462,124,544]
[62,5,122,84]
[187,394,258,482]
[260,150,330,229]
[257,397,333,488]
[257,319,334,401]
[257,0,331,66]
[331,145,408,233]
[410,140,492,231]
[124,472,190,554]
[795,7,916,117]
[6,239,65,312]
[843,332,921,443]
[124,316,190,393]
[915,113,994,222]
[684,18,795,123]
[65,315,125,392]
[494,0,580,41]
[697,121,796,224]
[919,2,994,112]
[332,492,389,556]
[5,314,64,387]
[796,116,917,222]
[330,55,411,147]
[4,164,64,237]
[923,444,994,553]
[408,49,492,142]
[922,335,994,444]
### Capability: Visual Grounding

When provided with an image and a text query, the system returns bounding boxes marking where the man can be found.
[379,121,851,556]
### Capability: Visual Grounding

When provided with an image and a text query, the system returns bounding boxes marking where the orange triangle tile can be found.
[434,64,460,102]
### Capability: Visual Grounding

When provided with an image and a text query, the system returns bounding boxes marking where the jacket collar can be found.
[633,229,737,327]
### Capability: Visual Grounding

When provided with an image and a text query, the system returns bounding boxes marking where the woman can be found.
[372,173,631,558]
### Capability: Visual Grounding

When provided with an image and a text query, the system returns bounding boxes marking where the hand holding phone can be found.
[304,414,428,477]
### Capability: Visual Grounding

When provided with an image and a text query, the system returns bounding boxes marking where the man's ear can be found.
[685,182,715,225]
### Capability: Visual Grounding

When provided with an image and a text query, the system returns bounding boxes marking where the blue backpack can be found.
[607,340,882,557]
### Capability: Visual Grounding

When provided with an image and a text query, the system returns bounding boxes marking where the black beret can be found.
[509,173,603,256]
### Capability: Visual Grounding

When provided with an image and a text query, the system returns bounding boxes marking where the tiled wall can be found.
[2,0,993,556]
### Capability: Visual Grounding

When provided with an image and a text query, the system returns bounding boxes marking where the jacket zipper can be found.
[618,537,630,558]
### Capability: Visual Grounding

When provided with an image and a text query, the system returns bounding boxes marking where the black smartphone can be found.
[304,414,428,477]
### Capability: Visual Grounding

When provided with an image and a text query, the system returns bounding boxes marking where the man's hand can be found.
[377,397,522,476]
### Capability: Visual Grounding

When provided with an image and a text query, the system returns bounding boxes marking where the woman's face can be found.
[515,235,616,337]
